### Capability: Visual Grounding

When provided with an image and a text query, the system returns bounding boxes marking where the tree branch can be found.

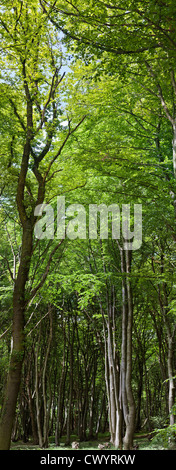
[26,239,64,305]
[36,70,65,134]
[16,60,34,225]
[145,61,174,125]
[27,310,49,336]
[39,1,161,55]
[1,255,14,283]
[43,115,87,181]
[0,325,12,341]
[9,99,26,131]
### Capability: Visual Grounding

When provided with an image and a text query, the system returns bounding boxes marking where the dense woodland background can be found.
[0,0,176,451]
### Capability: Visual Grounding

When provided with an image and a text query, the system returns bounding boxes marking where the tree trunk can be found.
[55,324,66,446]
[66,321,75,445]
[167,333,175,426]
[27,378,38,445]
[88,353,97,439]
[123,250,135,450]
[26,349,39,445]
[103,301,122,449]
[136,361,143,431]
[43,306,53,448]
[158,257,175,427]
[35,322,43,448]
[0,222,33,450]
[172,122,176,179]
[118,245,135,450]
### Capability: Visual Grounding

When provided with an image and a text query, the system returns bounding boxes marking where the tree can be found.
[0,0,85,450]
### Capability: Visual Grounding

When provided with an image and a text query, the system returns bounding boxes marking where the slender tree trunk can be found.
[27,385,39,445]
[172,122,176,179]
[158,256,175,427]
[43,306,53,447]
[82,373,89,441]
[26,354,38,445]
[55,325,66,446]
[136,362,143,431]
[103,301,122,449]
[35,322,43,448]
[88,353,97,439]
[167,333,175,426]
[66,320,75,445]
[118,245,135,450]
[123,250,135,450]
[120,248,129,425]
[76,338,83,441]
[55,367,66,446]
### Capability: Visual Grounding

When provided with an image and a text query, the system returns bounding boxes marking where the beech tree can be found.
[0,0,85,450]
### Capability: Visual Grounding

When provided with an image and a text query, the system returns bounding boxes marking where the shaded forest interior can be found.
[7,298,176,449]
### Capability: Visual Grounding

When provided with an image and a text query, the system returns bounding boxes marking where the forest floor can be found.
[10,432,176,451]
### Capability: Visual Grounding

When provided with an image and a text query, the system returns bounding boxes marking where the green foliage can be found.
[152,424,176,449]
[0,0,176,450]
